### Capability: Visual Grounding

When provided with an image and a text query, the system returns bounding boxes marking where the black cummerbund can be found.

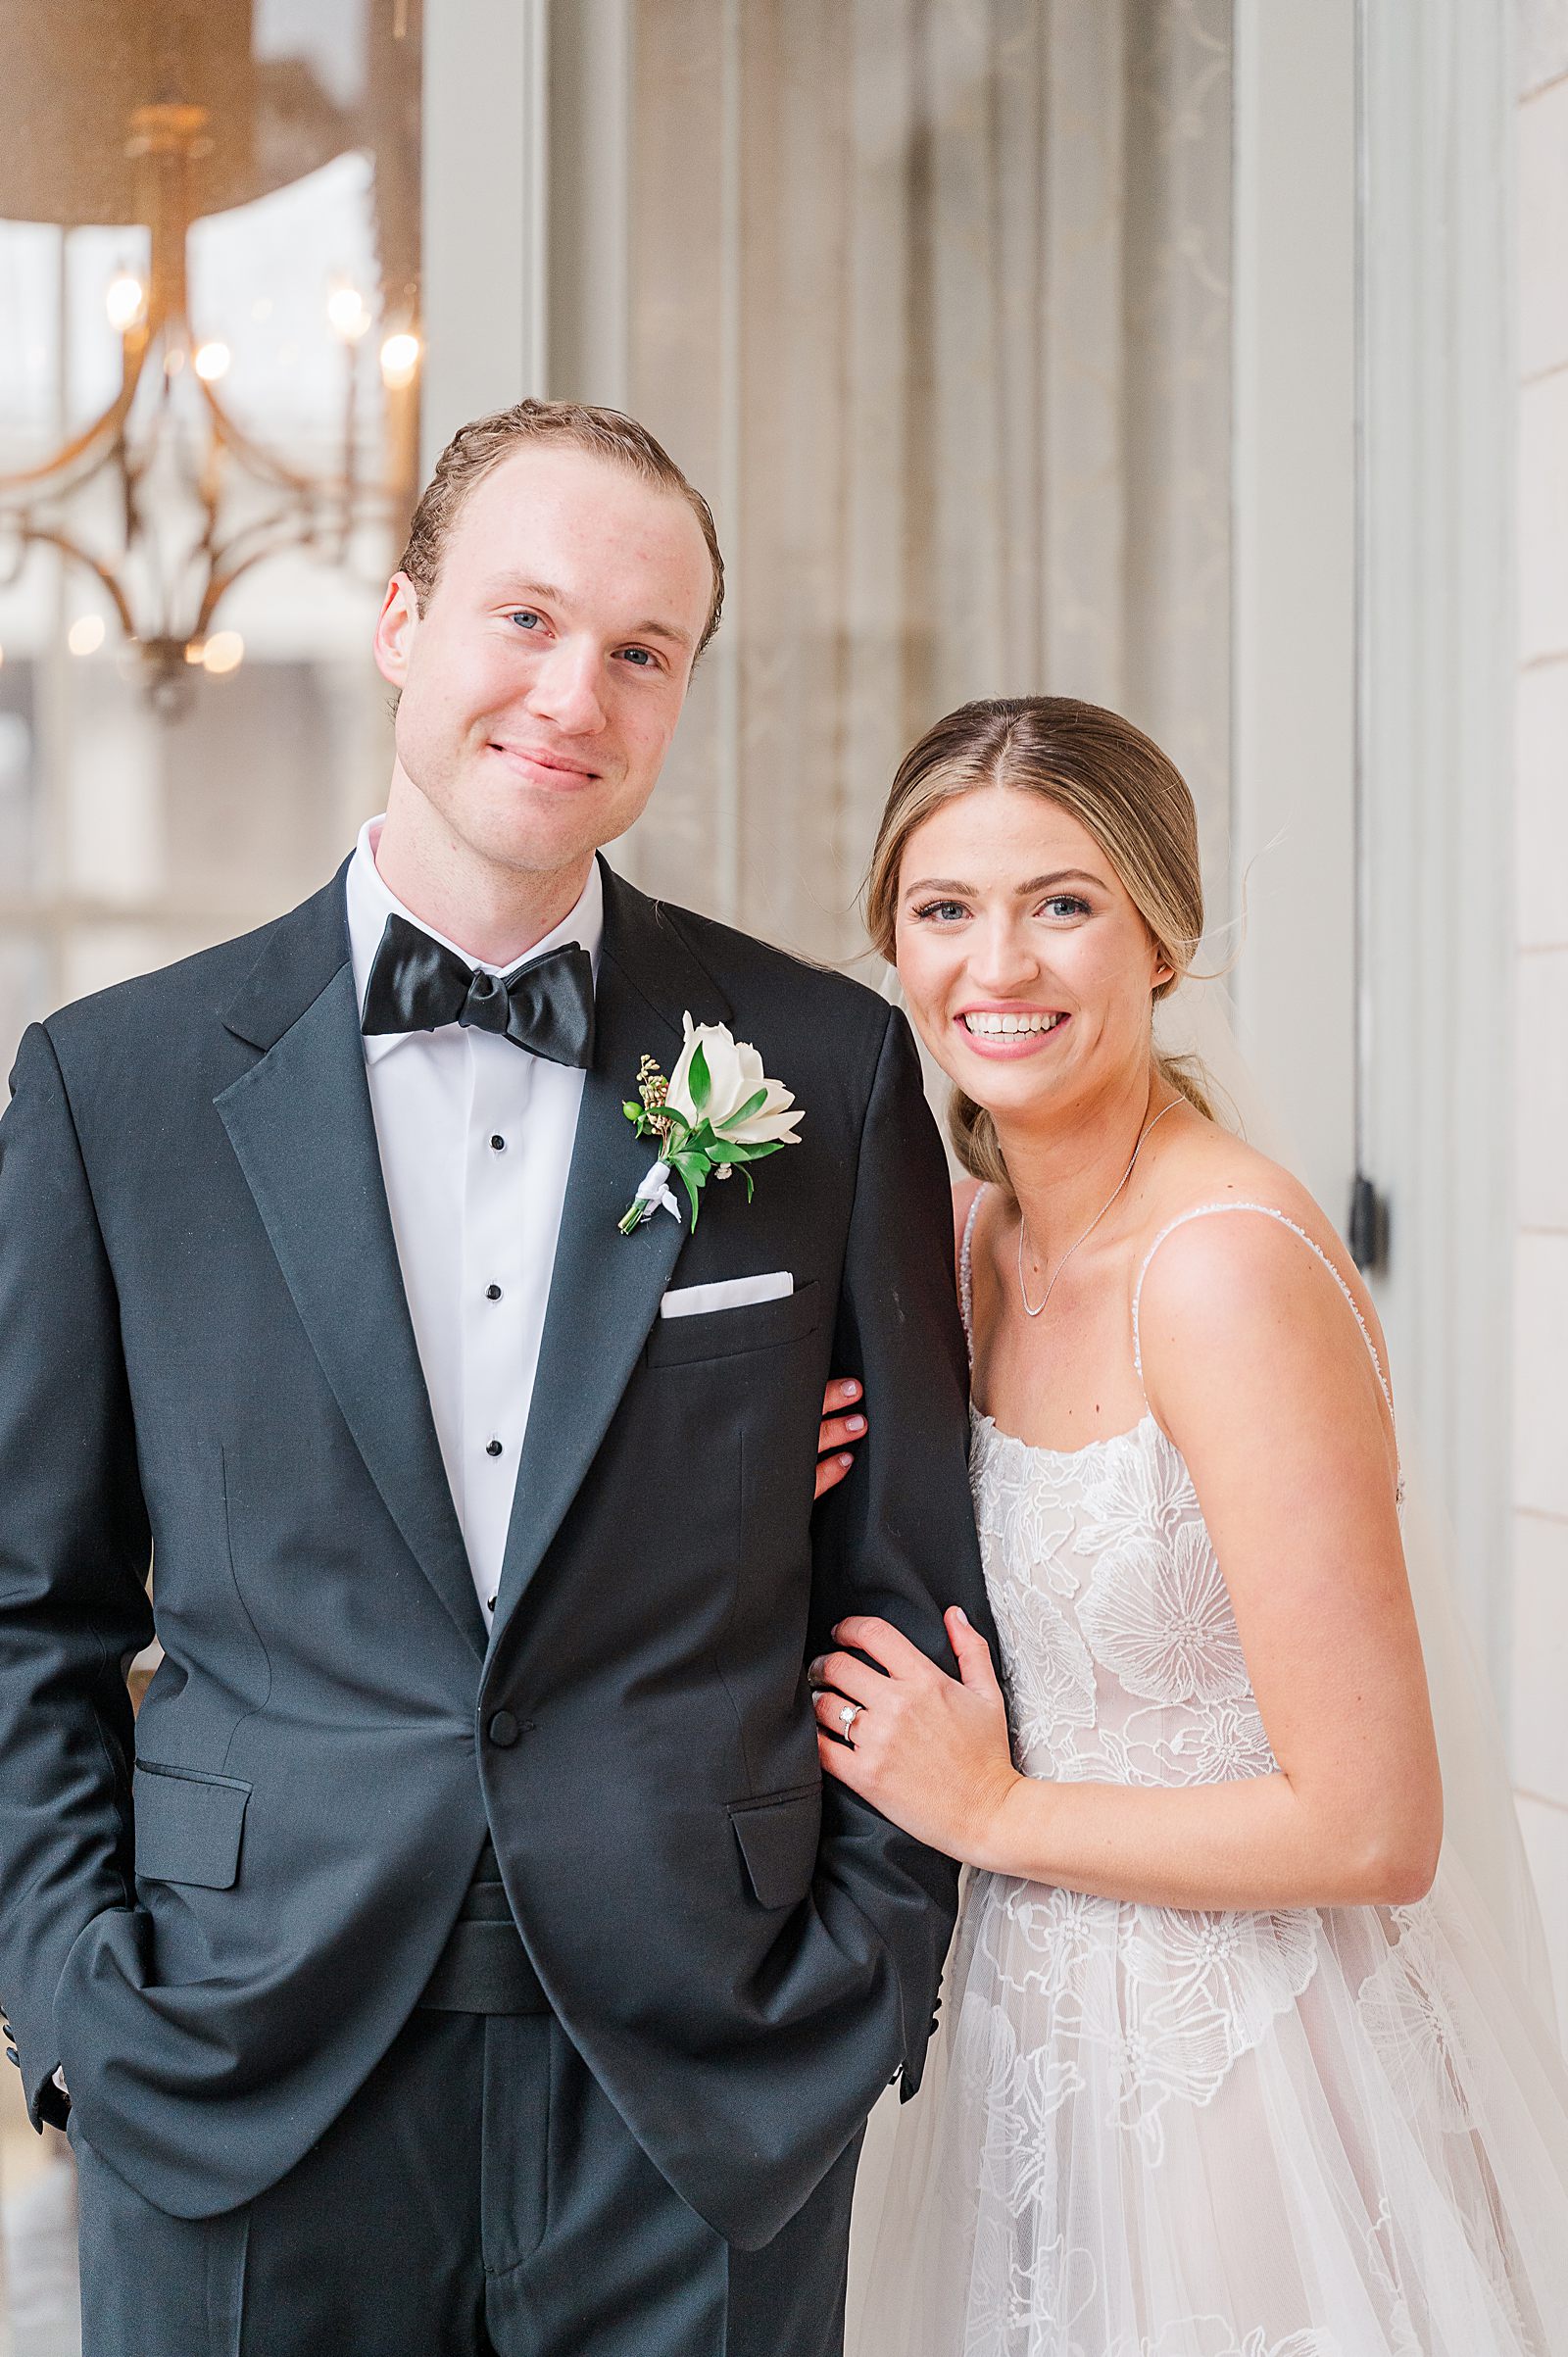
[418,1838,550,2015]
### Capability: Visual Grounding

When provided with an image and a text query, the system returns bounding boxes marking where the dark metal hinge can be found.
[1348,1172,1390,1275]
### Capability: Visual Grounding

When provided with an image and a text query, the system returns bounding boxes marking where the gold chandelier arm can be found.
[0,333,151,495]
[198,376,333,501]
[8,522,138,639]
[198,382,409,511]
[192,525,328,637]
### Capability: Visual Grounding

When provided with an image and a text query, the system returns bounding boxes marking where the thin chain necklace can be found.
[1016,1098,1181,1318]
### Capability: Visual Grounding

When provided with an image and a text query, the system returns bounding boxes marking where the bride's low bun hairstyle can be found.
[863,696,1216,1195]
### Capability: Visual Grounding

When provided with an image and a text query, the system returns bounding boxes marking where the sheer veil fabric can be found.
[846,985,1568,2356]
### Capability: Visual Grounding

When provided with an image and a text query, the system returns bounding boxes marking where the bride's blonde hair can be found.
[863,696,1216,1196]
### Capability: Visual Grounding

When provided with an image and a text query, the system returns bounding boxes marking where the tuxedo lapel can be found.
[492,864,729,1628]
[215,871,485,1659]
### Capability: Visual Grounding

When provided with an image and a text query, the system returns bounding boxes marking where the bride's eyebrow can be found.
[1016,869,1106,894]
[902,868,1106,900]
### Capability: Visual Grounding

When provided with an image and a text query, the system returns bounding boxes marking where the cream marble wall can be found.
[1514,0,1568,2022]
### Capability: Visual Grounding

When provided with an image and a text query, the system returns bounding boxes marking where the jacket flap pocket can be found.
[729,1785,820,1909]
[646,1280,820,1369]
[134,1763,251,1891]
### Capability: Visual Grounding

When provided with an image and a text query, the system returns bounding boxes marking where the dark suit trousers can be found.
[73,2010,863,2357]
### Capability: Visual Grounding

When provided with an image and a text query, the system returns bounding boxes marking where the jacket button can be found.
[487,1710,521,1748]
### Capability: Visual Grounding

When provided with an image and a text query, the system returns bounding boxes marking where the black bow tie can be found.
[361,913,596,1069]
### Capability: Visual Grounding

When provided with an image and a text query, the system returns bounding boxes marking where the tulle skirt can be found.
[847,1853,1568,2356]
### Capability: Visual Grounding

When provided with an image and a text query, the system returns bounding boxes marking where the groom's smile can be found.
[485,736,605,790]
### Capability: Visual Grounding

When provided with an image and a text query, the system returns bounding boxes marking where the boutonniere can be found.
[618,1013,804,1234]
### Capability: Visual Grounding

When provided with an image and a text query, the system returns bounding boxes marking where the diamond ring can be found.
[839,1701,862,1736]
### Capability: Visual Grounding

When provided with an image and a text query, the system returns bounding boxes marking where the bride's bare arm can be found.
[810,1210,1444,1912]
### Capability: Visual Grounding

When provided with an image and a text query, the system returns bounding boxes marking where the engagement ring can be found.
[839,1702,862,1736]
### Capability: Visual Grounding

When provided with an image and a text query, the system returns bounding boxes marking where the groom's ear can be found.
[373,571,420,690]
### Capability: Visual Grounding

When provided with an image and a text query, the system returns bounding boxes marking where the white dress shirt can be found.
[346,817,603,1628]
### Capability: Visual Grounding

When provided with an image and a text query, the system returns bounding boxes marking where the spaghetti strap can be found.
[958,1186,985,1364]
[1131,1200,1395,1418]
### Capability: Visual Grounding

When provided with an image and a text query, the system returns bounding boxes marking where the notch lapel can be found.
[492,866,729,1627]
[215,873,485,1658]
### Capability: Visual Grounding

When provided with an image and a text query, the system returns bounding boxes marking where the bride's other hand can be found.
[813,1377,867,1500]
[809,1607,1023,1865]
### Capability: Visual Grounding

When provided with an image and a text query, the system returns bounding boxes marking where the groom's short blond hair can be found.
[398,399,725,654]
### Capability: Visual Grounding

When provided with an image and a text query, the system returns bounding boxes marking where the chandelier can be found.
[0,7,420,711]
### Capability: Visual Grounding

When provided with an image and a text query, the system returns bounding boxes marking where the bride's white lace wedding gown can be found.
[850,1197,1568,2357]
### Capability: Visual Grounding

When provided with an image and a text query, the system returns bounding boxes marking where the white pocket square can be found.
[659,1272,794,1320]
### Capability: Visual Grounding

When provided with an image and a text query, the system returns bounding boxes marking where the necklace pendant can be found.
[1015,1096,1181,1320]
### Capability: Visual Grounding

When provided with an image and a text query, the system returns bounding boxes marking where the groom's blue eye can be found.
[507,611,541,631]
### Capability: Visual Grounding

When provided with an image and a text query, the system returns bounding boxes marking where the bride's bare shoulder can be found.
[1134,1118,1388,1373]
[1141,1114,1324,1238]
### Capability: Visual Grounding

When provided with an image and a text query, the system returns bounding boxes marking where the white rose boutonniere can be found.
[618,1014,804,1235]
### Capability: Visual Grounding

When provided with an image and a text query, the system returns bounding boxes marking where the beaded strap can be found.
[958,1184,985,1363]
[1131,1201,1394,1417]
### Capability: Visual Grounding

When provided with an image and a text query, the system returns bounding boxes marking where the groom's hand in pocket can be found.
[813,1378,867,1500]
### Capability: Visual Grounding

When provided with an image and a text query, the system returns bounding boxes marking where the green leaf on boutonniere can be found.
[670,1156,706,1226]
[714,1138,784,1165]
[723,1085,771,1131]
[687,1040,711,1114]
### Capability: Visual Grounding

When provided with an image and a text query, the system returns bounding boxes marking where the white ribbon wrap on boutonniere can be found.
[628,1157,680,1225]
[618,1015,803,1235]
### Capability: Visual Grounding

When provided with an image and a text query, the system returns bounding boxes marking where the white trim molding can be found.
[1232,0,1514,1680]
[1356,0,1514,1669]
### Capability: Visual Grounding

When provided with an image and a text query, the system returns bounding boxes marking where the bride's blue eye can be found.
[1041,894,1091,919]
[913,899,968,923]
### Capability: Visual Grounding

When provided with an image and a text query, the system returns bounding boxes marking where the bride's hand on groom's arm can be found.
[812,1377,867,1501]
[808,1608,1026,1869]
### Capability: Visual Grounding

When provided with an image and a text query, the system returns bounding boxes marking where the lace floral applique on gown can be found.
[849,1198,1568,2357]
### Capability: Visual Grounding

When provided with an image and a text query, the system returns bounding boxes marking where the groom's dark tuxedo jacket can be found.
[0,857,988,2249]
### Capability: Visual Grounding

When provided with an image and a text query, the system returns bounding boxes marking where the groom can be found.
[0,399,988,2354]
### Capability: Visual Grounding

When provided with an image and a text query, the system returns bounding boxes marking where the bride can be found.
[810,695,1568,2355]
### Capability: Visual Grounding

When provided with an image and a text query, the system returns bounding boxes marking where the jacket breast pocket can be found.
[645,1280,820,1369]
[729,1783,821,1909]
[133,1761,251,1891]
